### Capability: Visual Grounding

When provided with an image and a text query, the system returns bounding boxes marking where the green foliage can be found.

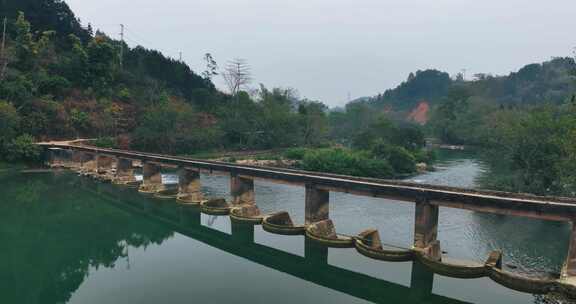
[301,148,394,179]
[298,100,329,146]
[4,134,40,161]
[0,101,20,146]
[353,116,425,152]
[370,141,417,174]
[86,37,116,95]
[70,109,89,134]
[413,149,436,164]
[283,147,310,160]
[476,105,576,195]
[92,137,116,149]
[365,69,452,111]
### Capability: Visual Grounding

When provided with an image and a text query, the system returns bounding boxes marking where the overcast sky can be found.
[66,0,576,107]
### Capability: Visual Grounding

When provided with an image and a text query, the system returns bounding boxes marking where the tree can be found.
[202,53,218,81]
[0,101,20,147]
[5,134,40,161]
[13,12,34,72]
[298,100,328,146]
[86,35,116,94]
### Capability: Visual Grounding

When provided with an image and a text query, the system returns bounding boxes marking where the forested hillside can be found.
[0,0,334,158]
[358,57,575,114]
[0,0,434,181]
[329,57,576,196]
[2,0,575,195]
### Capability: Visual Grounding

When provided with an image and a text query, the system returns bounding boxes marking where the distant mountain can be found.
[356,57,576,116]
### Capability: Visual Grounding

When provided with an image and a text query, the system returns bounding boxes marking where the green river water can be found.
[0,150,571,304]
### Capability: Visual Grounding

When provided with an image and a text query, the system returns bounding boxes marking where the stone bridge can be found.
[40,142,576,298]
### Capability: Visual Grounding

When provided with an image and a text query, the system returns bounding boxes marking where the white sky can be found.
[66,0,576,107]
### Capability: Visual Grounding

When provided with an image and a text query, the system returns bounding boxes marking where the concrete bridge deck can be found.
[41,142,576,221]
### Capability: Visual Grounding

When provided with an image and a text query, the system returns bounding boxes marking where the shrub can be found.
[5,134,41,161]
[414,149,436,164]
[370,141,417,174]
[92,137,116,148]
[301,148,394,179]
[283,147,309,160]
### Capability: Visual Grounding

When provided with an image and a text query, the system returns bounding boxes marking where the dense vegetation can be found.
[0,1,427,178]
[358,57,575,114]
[3,0,575,194]
[353,56,576,195]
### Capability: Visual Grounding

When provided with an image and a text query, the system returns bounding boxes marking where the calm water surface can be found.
[0,150,570,304]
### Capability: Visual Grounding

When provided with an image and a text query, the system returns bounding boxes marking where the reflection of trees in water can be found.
[13,180,49,204]
[0,173,173,304]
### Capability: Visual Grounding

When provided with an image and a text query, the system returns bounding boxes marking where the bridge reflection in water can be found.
[81,177,469,304]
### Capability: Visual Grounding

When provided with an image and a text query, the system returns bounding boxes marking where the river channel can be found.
[0,149,570,304]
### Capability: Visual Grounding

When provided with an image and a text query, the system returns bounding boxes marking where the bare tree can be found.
[221,58,251,96]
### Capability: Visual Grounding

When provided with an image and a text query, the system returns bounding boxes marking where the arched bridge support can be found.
[178,168,203,203]
[139,161,164,193]
[305,184,329,225]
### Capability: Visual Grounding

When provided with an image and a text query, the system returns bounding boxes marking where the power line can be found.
[91,23,191,64]
[119,24,124,69]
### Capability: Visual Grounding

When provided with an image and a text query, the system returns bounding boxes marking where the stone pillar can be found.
[139,162,164,192]
[116,158,136,183]
[71,150,84,169]
[46,149,56,167]
[48,148,69,167]
[305,184,329,225]
[82,152,97,173]
[230,173,255,205]
[96,154,114,174]
[63,149,74,168]
[413,196,439,249]
[563,221,576,277]
[178,168,203,202]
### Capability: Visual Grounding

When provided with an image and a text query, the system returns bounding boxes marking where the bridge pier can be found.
[80,152,97,174]
[177,168,203,203]
[413,196,439,251]
[139,162,164,193]
[230,173,255,205]
[63,149,75,168]
[305,184,329,225]
[115,158,136,183]
[563,221,576,277]
[70,150,84,169]
[46,148,61,167]
[96,154,115,174]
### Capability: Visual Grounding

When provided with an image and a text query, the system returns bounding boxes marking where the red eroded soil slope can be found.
[407,101,430,125]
